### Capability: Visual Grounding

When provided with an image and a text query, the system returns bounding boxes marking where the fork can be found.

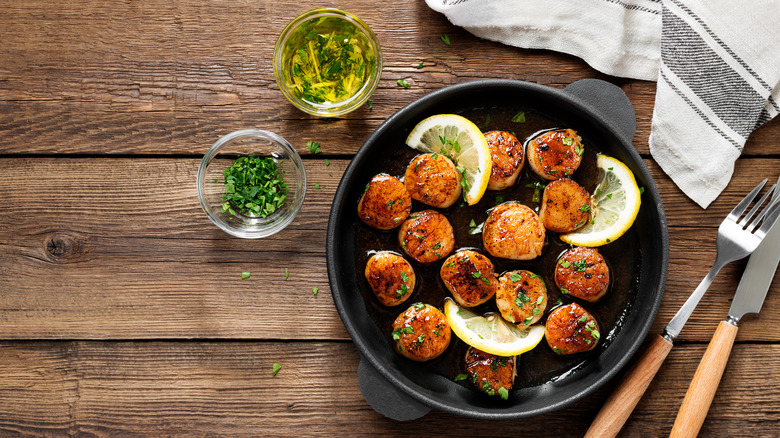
[585,178,780,438]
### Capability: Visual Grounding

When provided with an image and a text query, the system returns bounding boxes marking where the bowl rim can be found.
[272,7,383,117]
[196,128,306,239]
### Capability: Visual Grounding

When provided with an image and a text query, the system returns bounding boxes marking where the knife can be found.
[670,192,780,438]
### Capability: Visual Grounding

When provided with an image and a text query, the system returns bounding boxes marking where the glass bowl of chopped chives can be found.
[273,8,382,117]
[197,129,306,238]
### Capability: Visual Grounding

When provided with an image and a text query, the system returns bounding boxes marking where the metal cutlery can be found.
[585,178,780,438]
[670,176,780,437]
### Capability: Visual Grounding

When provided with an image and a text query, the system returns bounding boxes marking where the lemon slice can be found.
[560,154,642,247]
[405,114,492,205]
[443,298,545,357]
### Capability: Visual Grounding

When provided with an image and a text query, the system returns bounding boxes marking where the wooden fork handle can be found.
[670,320,738,438]
[585,334,673,438]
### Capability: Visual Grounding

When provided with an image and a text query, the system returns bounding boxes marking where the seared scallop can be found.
[483,202,545,260]
[538,178,591,233]
[440,250,497,308]
[404,153,462,208]
[357,174,412,230]
[392,303,452,362]
[365,252,416,307]
[545,303,600,355]
[464,346,517,397]
[555,247,610,302]
[398,210,455,263]
[526,129,584,180]
[485,131,525,191]
[495,270,547,326]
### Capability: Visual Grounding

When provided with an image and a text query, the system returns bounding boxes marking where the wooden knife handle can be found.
[670,320,738,438]
[585,334,673,438]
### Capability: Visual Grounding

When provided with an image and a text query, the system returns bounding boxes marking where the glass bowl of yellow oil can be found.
[273,8,382,117]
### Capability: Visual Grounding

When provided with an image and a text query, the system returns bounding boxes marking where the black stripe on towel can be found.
[659,68,742,150]
[661,7,766,139]
[668,0,779,114]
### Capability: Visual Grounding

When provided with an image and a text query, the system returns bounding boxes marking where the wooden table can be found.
[1,1,778,436]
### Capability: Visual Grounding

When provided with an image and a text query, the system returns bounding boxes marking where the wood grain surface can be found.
[1,0,779,436]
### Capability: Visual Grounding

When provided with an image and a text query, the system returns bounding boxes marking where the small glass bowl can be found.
[197,129,306,238]
[273,8,382,117]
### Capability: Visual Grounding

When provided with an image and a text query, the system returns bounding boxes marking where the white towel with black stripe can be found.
[426,0,780,208]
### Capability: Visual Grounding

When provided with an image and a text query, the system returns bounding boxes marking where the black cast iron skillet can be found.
[326,79,668,420]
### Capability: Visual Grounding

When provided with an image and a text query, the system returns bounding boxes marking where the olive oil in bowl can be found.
[274,9,382,117]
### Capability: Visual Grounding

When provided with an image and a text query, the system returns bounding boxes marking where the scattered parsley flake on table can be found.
[324,159,330,166]
[241,271,251,279]
[313,287,319,296]
[441,33,450,46]
[367,100,373,109]
[306,141,321,154]
[397,79,410,88]
[416,61,424,69]
[272,363,282,376]
[284,268,289,280]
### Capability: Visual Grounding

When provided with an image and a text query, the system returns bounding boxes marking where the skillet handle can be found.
[357,356,431,421]
[584,334,673,438]
[563,79,636,143]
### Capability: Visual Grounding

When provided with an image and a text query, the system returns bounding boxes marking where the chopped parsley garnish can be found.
[562,137,574,146]
[558,259,571,268]
[572,260,588,272]
[306,141,322,154]
[454,373,468,382]
[495,195,504,205]
[396,284,409,297]
[510,273,523,282]
[241,271,251,279]
[480,277,490,286]
[532,308,542,315]
[515,292,530,308]
[272,363,282,376]
[469,219,476,228]
[579,315,588,322]
[525,181,545,203]
[561,288,569,294]
[523,316,534,325]
[511,111,526,123]
[580,204,591,212]
[444,261,456,268]
[591,329,601,340]
[529,273,538,279]
[498,387,509,400]
[397,79,411,88]
[221,155,288,218]
[400,271,409,282]
[441,33,451,46]
[552,347,567,355]
[312,287,319,296]
[639,186,645,194]
[433,242,442,249]
[392,326,414,340]
[414,302,426,311]
[535,296,544,306]
[314,183,321,189]
[575,144,585,156]
[472,271,482,279]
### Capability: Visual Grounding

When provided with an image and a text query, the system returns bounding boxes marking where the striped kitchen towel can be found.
[426,0,780,208]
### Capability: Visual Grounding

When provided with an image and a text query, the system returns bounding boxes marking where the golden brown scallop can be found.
[464,346,517,397]
[364,252,416,307]
[404,153,462,208]
[398,210,455,263]
[482,202,545,260]
[485,131,525,191]
[545,302,600,355]
[357,174,412,230]
[555,247,610,302]
[538,178,591,233]
[526,129,584,180]
[495,270,547,326]
[440,250,497,308]
[392,303,452,362]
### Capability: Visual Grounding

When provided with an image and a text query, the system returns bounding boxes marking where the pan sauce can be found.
[354,106,641,393]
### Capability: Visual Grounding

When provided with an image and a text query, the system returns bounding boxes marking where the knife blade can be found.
[671,180,780,438]
[727,195,780,322]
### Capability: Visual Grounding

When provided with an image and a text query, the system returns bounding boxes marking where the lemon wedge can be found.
[560,154,642,247]
[405,114,492,205]
[443,298,545,357]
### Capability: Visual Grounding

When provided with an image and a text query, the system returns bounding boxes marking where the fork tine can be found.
[740,183,777,226]
[754,198,780,235]
[729,178,767,220]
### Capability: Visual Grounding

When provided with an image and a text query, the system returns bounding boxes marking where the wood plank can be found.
[0,341,776,436]
[1,157,779,340]
[1,0,777,156]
